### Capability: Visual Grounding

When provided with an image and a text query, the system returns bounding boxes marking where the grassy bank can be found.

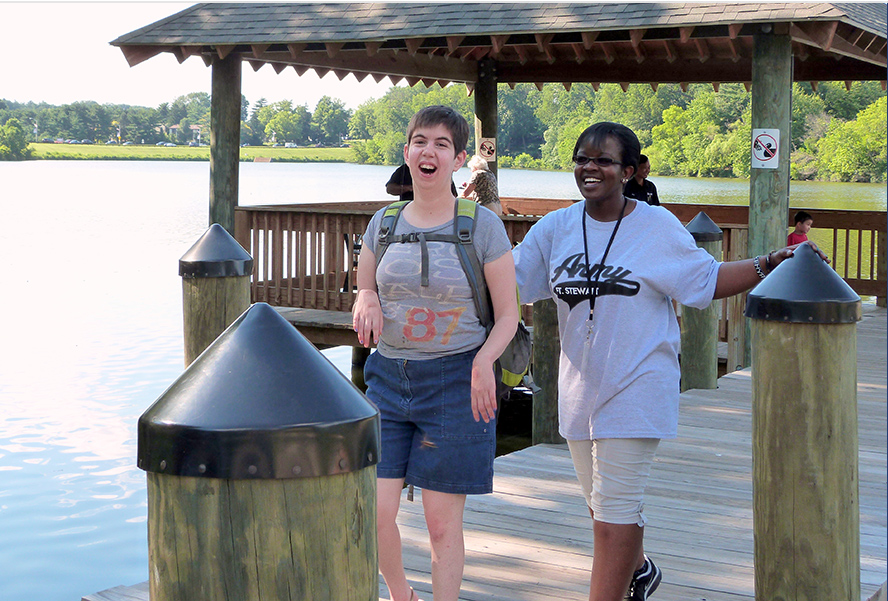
[29,143,354,163]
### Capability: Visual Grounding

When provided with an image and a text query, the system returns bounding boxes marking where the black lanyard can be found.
[581,196,628,322]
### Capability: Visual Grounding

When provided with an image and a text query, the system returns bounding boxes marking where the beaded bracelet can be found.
[753,255,766,279]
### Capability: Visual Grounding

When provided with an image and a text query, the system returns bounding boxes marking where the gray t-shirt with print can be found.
[364,202,512,360]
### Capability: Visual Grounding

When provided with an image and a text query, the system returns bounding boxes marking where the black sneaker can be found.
[625,555,662,600]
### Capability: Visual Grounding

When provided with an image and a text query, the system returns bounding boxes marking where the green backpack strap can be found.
[452,198,492,329]
[375,200,411,267]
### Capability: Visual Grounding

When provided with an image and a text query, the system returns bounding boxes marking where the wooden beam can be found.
[630,30,646,63]
[650,82,658,92]
[209,54,241,234]
[293,64,310,76]
[712,82,720,92]
[791,22,886,66]
[728,38,742,62]
[465,82,474,96]
[334,69,349,81]
[563,82,572,91]
[172,47,186,64]
[729,23,743,40]
[314,67,330,79]
[619,82,630,92]
[694,39,711,62]
[405,76,420,86]
[514,45,529,65]
[272,62,287,74]
[680,27,695,44]
[364,42,381,56]
[246,59,264,72]
[251,44,269,58]
[591,82,600,91]
[663,40,677,63]
[810,81,819,91]
[535,33,555,63]
[353,71,369,82]
[600,42,615,64]
[404,38,423,56]
[287,43,306,58]
[118,45,164,67]
[490,35,509,57]
[325,42,344,58]
[570,43,587,64]
[446,36,465,57]
[215,45,235,60]
[581,31,599,49]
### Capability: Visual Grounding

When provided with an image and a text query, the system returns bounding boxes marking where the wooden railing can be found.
[234,198,885,369]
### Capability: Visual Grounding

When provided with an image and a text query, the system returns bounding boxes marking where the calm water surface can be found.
[0,161,884,601]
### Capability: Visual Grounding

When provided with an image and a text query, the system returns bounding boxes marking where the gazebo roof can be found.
[112,2,887,88]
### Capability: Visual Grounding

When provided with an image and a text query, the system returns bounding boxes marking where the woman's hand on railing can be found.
[352,289,383,347]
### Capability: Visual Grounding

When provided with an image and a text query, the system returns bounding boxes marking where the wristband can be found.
[753,255,766,279]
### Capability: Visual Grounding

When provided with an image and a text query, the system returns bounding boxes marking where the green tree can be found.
[0,118,33,160]
[816,96,887,182]
[310,96,351,145]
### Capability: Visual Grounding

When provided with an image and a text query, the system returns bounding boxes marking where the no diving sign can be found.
[751,129,779,169]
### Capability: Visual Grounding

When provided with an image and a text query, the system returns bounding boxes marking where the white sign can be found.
[751,129,780,169]
[478,138,496,161]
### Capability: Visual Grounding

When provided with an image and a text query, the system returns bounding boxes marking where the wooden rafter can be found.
[215,45,235,60]
[727,38,742,62]
[364,42,381,56]
[490,35,509,57]
[325,42,344,59]
[662,40,677,63]
[353,71,368,82]
[680,27,695,44]
[288,43,306,58]
[333,69,349,80]
[694,39,710,63]
[272,62,288,74]
[581,31,599,49]
[535,33,555,63]
[728,23,743,40]
[251,44,269,58]
[314,67,330,79]
[446,36,465,57]
[293,64,310,76]
[119,45,164,67]
[600,42,615,64]
[246,59,264,72]
[791,22,887,67]
[404,38,424,56]
[514,45,529,65]
[650,82,658,91]
[571,43,587,64]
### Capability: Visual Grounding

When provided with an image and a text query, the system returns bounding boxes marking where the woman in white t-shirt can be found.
[513,122,828,601]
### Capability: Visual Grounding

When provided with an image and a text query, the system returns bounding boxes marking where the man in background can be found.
[624,154,659,206]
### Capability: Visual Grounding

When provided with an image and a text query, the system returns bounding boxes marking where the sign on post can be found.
[751,129,779,169]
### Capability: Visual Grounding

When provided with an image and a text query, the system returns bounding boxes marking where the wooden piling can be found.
[746,244,862,601]
[179,224,252,366]
[531,299,561,444]
[680,213,722,391]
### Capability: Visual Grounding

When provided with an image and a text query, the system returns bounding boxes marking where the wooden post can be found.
[747,26,792,366]
[180,224,252,366]
[474,58,498,177]
[531,299,561,444]
[210,54,242,235]
[680,213,722,391]
[139,303,380,601]
[878,229,886,308]
[746,244,861,601]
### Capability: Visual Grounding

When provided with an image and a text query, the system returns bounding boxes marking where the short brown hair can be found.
[406,105,470,155]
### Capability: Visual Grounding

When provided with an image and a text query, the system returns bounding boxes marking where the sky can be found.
[0,1,397,110]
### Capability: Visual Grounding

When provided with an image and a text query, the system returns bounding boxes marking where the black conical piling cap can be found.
[744,243,861,324]
[179,223,253,278]
[686,212,723,242]
[137,303,380,479]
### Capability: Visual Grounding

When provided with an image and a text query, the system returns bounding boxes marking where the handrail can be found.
[234,199,885,369]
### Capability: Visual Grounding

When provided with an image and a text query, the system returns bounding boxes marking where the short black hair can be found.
[573,122,640,175]
[406,105,470,155]
[639,154,649,165]
[794,210,813,224]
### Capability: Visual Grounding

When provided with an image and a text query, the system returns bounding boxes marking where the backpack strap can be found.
[374,198,493,328]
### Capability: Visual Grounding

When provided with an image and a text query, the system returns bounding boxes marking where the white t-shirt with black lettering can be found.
[514,200,720,440]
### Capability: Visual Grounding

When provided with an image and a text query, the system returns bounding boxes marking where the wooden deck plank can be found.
[84,306,886,601]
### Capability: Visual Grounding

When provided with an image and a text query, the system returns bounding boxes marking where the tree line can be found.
[349,80,885,183]
[1,80,885,182]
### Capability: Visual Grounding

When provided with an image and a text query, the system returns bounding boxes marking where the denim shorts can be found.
[364,347,496,495]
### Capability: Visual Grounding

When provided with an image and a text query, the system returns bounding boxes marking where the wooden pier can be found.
[85,305,885,601]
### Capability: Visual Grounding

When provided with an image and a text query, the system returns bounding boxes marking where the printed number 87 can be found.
[403,307,466,344]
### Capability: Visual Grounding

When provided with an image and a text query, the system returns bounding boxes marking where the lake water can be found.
[0,160,884,601]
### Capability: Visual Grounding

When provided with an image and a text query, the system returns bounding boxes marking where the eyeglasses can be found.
[573,156,622,167]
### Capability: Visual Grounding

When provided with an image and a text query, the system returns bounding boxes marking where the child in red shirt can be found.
[788,211,813,245]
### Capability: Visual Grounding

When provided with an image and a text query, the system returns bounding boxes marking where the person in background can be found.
[387,162,458,201]
[512,121,829,601]
[354,105,518,601]
[788,210,813,245]
[461,154,502,215]
[623,154,659,206]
